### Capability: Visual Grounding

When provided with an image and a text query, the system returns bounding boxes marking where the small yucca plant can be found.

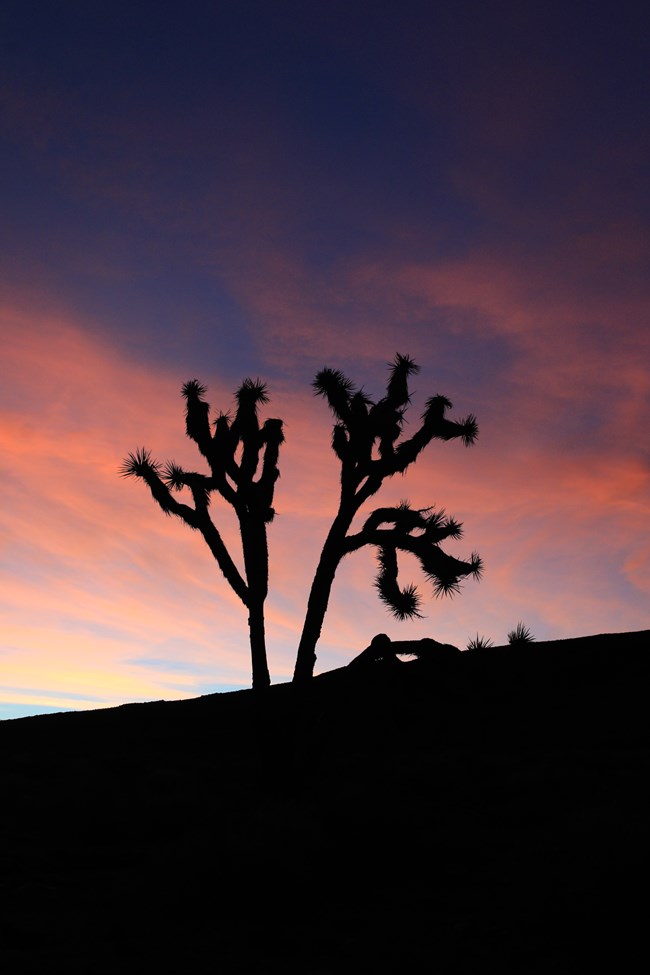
[466,634,494,651]
[507,622,535,645]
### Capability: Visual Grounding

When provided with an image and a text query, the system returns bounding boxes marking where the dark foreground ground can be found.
[1,630,649,973]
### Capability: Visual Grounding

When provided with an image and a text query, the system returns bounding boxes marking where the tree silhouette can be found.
[120,379,283,690]
[122,356,481,690]
[292,354,482,682]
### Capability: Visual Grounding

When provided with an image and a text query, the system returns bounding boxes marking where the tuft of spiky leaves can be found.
[418,398,478,448]
[376,579,422,621]
[313,366,355,397]
[162,461,187,491]
[389,352,419,374]
[467,634,494,650]
[468,551,484,580]
[182,379,212,456]
[507,622,535,645]
[422,395,453,422]
[375,545,422,620]
[423,508,464,542]
[431,575,463,598]
[459,413,479,447]
[236,377,269,406]
[313,367,356,422]
[416,547,482,599]
[386,353,419,407]
[119,448,160,478]
[182,379,208,399]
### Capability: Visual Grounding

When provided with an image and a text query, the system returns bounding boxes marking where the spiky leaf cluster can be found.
[119,447,161,479]
[120,377,284,610]
[375,545,422,620]
[128,377,284,524]
[314,354,478,499]
[306,355,482,628]
[344,501,483,620]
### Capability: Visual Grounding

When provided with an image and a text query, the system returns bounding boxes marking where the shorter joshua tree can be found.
[121,378,283,689]
[292,354,483,682]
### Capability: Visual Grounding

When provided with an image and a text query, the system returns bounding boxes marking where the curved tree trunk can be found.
[292,553,339,683]
[292,509,352,683]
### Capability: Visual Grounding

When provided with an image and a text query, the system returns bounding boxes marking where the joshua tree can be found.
[292,354,482,683]
[120,378,283,689]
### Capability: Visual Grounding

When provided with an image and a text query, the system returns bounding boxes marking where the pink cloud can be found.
[147,226,650,658]
[1,291,648,714]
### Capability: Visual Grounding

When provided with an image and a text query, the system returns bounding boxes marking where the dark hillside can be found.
[1,631,649,972]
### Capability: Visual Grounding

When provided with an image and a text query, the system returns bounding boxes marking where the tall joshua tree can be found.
[121,378,283,690]
[292,354,482,683]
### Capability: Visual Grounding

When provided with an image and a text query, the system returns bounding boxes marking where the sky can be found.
[1,0,648,719]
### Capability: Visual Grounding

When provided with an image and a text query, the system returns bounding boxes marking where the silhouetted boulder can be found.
[348,633,460,672]
[347,633,397,669]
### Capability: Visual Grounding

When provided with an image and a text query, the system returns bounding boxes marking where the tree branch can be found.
[182,380,213,459]
[343,526,481,586]
[197,515,249,605]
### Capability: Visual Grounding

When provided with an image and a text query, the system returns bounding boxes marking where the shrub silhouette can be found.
[507,622,535,645]
[293,354,482,682]
[467,634,494,650]
[121,378,283,689]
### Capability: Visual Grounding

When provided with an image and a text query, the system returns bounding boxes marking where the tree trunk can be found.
[239,513,271,690]
[292,510,352,683]
[248,597,271,689]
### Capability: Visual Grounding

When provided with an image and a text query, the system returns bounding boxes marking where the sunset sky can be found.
[2,1,648,719]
